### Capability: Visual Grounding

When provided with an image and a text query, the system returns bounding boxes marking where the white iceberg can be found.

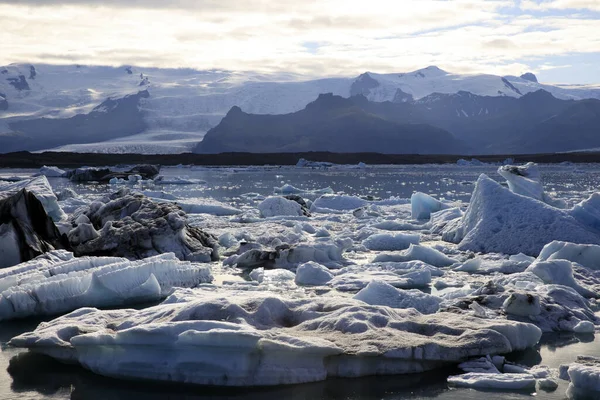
[258,197,305,218]
[410,192,449,220]
[362,232,420,251]
[353,280,441,314]
[10,286,542,386]
[448,372,536,390]
[294,262,334,286]
[37,166,67,178]
[0,252,212,320]
[372,244,457,267]
[442,174,600,256]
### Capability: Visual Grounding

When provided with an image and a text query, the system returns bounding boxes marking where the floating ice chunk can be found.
[331,268,431,291]
[310,194,367,213]
[362,233,420,251]
[274,184,333,196]
[538,241,600,271]
[498,163,544,201]
[503,293,541,317]
[526,259,595,298]
[570,193,600,233]
[141,190,178,200]
[353,280,441,314]
[442,175,600,256]
[258,197,304,218]
[458,356,500,373]
[218,232,238,249]
[67,223,100,246]
[153,175,205,185]
[574,321,595,333]
[0,176,66,222]
[568,364,600,397]
[429,207,463,234]
[295,262,334,286]
[177,198,241,216]
[249,267,264,283]
[10,287,542,386]
[411,192,450,220]
[448,373,536,390]
[296,158,333,168]
[371,220,422,231]
[230,243,345,270]
[0,253,213,320]
[372,244,456,267]
[37,166,66,178]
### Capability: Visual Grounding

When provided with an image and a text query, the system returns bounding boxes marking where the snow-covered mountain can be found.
[1,63,599,154]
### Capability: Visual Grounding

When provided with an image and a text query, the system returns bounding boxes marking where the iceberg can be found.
[410,192,450,220]
[9,286,542,386]
[448,372,536,390]
[442,175,600,256]
[362,232,420,251]
[498,162,565,207]
[37,166,67,178]
[353,280,441,314]
[0,176,66,222]
[258,196,306,218]
[0,252,212,320]
[372,244,457,267]
[67,188,219,261]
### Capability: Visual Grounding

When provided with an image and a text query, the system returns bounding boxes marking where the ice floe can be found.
[9,286,542,386]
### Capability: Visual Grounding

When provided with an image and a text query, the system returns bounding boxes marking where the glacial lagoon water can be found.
[2,163,600,399]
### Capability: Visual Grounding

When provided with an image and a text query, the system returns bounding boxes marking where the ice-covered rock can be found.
[362,233,420,251]
[353,280,441,314]
[442,175,600,256]
[0,176,66,222]
[410,192,450,220]
[37,166,66,178]
[67,188,218,261]
[372,244,457,267]
[0,252,212,320]
[0,188,70,268]
[9,286,542,386]
[448,373,536,390]
[295,262,334,285]
[258,197,305,218]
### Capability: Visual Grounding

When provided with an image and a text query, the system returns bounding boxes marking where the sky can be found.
[1,0,599,83]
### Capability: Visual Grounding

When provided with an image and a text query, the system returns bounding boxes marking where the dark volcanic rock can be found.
[0,189,70,268]
[68,188,218,261]
[7,75,30,91]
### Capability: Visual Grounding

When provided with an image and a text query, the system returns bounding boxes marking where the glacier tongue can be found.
[9,286,541,387]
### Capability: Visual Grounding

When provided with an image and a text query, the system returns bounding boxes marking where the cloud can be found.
[521,0,600,11]
[0,0,598,82]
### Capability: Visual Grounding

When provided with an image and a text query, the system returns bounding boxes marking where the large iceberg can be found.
[9,286,542,386]
[67,189,219,261]
[0,187,69,268]
[442,175,600,256]
[0,176,66,222]
[0,252,212,320]
[498,162,564,207]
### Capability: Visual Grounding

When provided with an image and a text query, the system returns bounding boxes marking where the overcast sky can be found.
[1,0,599,83]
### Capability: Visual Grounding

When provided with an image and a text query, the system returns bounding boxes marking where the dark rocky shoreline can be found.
[2,151,600,168]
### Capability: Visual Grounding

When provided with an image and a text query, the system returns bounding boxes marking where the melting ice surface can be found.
[2,163,600,399]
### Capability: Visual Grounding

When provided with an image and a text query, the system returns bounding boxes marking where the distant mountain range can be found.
[1,63,599,154]
[196,91,600,154]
